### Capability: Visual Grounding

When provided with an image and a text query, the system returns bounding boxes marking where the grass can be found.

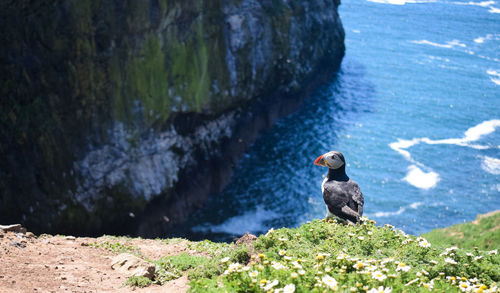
[188,218,499,292]
[89,213,500,292]
[422,211,500,250]
[89,237,141,256]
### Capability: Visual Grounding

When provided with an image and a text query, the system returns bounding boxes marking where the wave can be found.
[452,0,495,7]
[489,6,500,12]
[487,70,500,85]
[372,202,423,217]
[481,156,500,174]
[191,205,278,235]
[410,39,466,48]
[390,119,500,189]
[474,34,500,43]
[367,0,436,4]
[404,165,440,189]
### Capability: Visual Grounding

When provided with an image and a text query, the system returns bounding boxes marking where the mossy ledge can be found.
[0,0,344,236]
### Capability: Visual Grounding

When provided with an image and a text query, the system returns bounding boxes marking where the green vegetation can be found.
[91,214,499,292]
[187,219,499,292]
[89,238,141,256]
[125,276,152,288]
[422,211,500,251]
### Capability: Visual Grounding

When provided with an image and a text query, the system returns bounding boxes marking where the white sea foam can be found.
[410,39,466,48]
[191,206,278,235]
[474,37,485,43]
[373,202,423,217]
[404,165,440,189]
[390,120,500,189]
[481,156,500,174]
[367,0,436,4]
[453,1,496,7]
[487,70,500,85]
[489,6,500,12]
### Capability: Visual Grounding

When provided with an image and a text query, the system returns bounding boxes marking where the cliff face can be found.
[0,0,344,236]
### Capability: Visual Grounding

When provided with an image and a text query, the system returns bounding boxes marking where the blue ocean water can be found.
[176,0,500,241]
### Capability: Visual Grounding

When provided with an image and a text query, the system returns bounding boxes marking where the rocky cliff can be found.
[0,0,344,237]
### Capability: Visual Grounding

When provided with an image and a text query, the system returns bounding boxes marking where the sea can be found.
[173,0,500,241]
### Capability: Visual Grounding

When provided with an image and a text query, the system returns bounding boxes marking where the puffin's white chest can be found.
[321,177,328,194]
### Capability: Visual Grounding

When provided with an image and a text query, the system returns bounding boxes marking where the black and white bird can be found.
[314,151,364,224]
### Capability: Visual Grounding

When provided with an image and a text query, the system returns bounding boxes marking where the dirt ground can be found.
[0,228,192,293]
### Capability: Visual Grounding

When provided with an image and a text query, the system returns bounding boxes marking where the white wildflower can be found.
[381,257,394,265]
[271,261,287,270]
[358,236,365,241]
[488,250,498,255]
[220,257,230,263]
[353,261,365,270]
[366,265,378,272]
[278,237,288,242]
[249,270,258,278]
[283,284,296,293]
[458,281,471,292]
[444,258,457,265]
[371,271,387,282]
[474,255,483,261]
[396,263,411,272]
[422,280,434,291]
[367,286,393,293]
[263,279,279,291]
[291,261,302,269]
[227,262,241,273]
[279,249,286,256]
[298,269,306,275]
[418,238,431,248]
[322,275,338,290]
[337,253,349,260]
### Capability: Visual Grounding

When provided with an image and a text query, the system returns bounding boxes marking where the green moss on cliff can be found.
[125,37,170,125]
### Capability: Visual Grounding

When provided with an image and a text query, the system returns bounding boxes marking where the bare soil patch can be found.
[0,230,190,293]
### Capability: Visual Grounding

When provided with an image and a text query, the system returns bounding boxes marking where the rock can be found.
[25,232,35,238]
[1,0,345,237]
[0,224,26,233]
[110,253,155,279]
[10,240,26,249]
[65,236,76,241]
[235,232,257,245]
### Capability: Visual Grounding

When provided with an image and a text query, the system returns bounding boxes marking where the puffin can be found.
[314,151,364,224]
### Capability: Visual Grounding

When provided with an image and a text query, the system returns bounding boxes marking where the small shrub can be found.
[125,276,152,288]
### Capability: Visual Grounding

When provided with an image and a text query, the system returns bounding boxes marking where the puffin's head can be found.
[314,151,345,169]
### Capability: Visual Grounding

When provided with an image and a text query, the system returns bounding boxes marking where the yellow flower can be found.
[354,262,365,270]
[396,262,411,272]
[258,253,266,259]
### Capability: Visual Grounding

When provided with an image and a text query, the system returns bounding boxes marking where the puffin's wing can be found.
[347,181,364,215]
[322,183,349,207]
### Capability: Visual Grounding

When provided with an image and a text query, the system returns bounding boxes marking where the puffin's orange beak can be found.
[314,154,327,167]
